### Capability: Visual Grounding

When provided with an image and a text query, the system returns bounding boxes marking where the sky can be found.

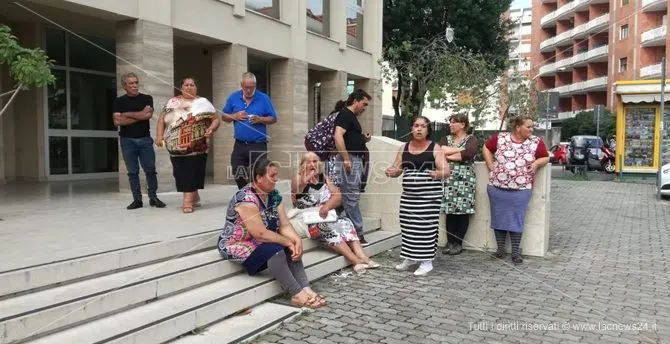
[511,0,531,9]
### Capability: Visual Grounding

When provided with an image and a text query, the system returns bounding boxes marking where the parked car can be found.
[661,163,670,197]
[549,142,569,165]
[567,135,604,171]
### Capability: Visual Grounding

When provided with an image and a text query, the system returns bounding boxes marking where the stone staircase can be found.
[0,218,400,344]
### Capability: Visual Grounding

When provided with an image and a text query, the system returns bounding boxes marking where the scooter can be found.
[600,145,615,173]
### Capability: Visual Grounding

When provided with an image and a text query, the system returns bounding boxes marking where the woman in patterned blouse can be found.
[441,113,479,255]
[482,115,549,265]
[217,159,327,309]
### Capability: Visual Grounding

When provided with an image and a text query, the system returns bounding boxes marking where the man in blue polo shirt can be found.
[221,72,277,189]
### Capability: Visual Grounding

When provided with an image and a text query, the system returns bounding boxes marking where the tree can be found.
[0,24,55,117]
[382,0,513,133]
[560,109,616,141]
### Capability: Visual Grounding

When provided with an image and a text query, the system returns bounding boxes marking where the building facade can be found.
[508,7,533,75]
[531,0,668,122]
[0,0,383,191]
[500,7,533,127]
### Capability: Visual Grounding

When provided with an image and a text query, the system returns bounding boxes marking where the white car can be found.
[661,163,670,197]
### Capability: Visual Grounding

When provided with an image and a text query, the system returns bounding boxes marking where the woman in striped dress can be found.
[385,116,450,276]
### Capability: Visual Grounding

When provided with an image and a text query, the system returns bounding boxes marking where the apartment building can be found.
[508,7,534,75]
[500,7,533,125]
[531,0,669,121]
[0,0,383,190]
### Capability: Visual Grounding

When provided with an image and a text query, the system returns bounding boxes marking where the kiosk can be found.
[614,80,670,178]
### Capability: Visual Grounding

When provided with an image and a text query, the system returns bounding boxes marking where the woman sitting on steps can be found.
[291,152,380,274]
[217,159,326,309]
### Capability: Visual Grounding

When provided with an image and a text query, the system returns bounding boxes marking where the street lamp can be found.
[445,25,455,43]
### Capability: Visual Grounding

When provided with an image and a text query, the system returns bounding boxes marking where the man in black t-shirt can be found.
[113,73,165,210]
[331,89,372,245]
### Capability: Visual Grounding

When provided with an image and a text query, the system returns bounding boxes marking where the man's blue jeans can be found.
[328,155,364,237]
[120,136,157,200]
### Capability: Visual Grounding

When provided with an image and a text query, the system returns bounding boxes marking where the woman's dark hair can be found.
[509,114,533,130]
[346,89,371,106]
[448,113,470,132]
[333,100,347,113]
[250,158,279,182]
[410,115,433,139]
[180,77,198,87]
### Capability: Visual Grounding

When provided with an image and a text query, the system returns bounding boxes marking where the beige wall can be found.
[1,0,382,184]
[55,0,382,80]
[361,136,551,257]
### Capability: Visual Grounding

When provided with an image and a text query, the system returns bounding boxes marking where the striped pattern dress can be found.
[399,142,443,261]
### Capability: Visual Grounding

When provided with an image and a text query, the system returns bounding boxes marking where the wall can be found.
[360,136,551,257]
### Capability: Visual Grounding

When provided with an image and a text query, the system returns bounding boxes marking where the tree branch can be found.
[0,83,22,118]
[0,89,18,98]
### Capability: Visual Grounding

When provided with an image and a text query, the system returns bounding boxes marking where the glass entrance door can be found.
[45,28,119,180]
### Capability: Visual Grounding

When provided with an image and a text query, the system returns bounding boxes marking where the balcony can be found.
[541,0,609,28]
[538,45,608,75]
[539,14,609,52]
[556,108,593,120]
[640,63,663,78]
[549,76,608,96]
[641,25,667,47]
[642,0,667,12]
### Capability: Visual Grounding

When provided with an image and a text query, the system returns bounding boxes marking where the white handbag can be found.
[286,208,309,238]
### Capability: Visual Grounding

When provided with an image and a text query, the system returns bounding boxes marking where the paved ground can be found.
[254,179,669,344]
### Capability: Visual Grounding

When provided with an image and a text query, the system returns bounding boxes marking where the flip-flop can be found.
[291,296,324,309]
[365,260,381,269]
[182,206,194,214]
[353,263,367,274]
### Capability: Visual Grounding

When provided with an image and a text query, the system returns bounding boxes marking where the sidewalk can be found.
[0,180,238,272]
[254,179,668,344]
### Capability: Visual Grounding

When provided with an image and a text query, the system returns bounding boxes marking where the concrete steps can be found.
[168,303,300,344]
[0,217,400,344]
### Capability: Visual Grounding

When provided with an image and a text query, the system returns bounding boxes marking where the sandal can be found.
[353,263,367,274]
[182,206,194,214]
[314,294,328,306]
[291,296,325,309]
[365,260,381,269]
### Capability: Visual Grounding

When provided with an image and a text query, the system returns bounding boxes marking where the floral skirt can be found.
[308,217,359,246]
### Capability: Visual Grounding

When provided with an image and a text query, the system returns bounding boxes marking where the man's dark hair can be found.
[346,89,371,106]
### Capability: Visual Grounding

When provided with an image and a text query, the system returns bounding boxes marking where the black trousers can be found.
[231,140,268,189]
[445,214,470,246]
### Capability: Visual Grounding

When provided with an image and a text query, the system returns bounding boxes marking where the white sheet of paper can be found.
[302,209,337,224]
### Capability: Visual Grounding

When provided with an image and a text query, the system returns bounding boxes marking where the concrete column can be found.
[330,0,347,50]
[12,22,45,182]
[354,78,383,136]
[319,70,348,118]
[280,0,307,60]
[268,59,309,179]
[0,65,5,184]
[0,62,16,183]
[116,19,174,193]
[212,44,248,185]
